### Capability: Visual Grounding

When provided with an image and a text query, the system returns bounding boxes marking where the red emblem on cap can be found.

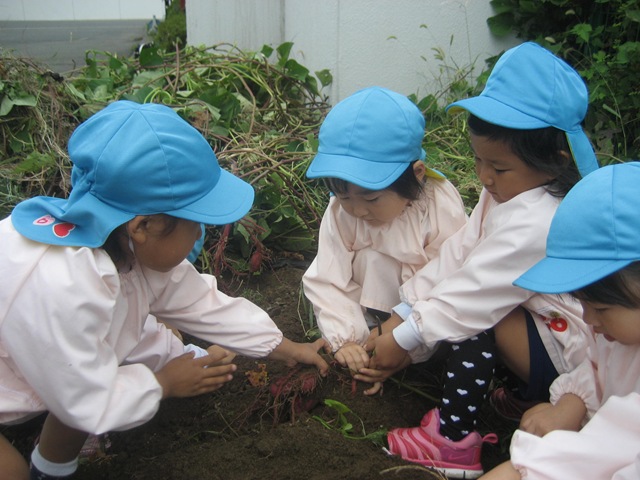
[33,215,55,226]
[53,222,76,238]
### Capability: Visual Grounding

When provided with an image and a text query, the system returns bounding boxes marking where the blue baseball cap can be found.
[11,101,254,247]
[515,161,640,293]
[306,86,443,190]
[447,42,599,178]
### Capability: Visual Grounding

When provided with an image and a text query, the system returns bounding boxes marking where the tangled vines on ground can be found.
[0,44,332,277]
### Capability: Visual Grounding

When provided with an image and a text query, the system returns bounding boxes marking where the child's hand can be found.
[156,348,237,399]
[267,337,331,376]
[334,342,370,373]
[205,344,236,366]
[365,312,403,344]
[519,393,586,436]
[364,332,409,371]
[353,332,411,396]
[354,357,411,396]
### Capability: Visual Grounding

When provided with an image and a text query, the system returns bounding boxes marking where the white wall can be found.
[0,0,165,21]
[187,0,518,103]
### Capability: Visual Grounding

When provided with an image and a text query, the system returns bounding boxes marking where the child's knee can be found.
[0,433,29,480]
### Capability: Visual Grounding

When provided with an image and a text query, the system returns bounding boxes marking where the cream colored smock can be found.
[509,336,640,479]
[0,217,283,432]
[394,187,594,368]
[303,178,467,352]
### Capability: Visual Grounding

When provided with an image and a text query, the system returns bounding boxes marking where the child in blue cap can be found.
[480,161,640,479]
[0,101,329,480]
[302,86,468,392]
[363,42,600,478]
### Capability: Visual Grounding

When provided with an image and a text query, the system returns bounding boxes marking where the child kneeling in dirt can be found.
[302,86,468,393]
[0,100,329,480]
[481,161,640,479]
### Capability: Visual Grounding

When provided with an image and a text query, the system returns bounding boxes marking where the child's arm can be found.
[478,461,522,480]
[519,393,586,436]
[399,189,557,348]
[266,337,331,376]
[507,394,640,479]
[302,199,370,352]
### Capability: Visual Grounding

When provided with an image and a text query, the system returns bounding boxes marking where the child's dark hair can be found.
[572,262,640,309]
[102,215,180,266]
[468,115,581,197]
[323,162,424,200]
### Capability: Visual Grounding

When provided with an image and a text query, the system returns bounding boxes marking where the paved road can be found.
[0,20,151,74]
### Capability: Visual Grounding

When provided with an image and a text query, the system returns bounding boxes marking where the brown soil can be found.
[6,264,515,479]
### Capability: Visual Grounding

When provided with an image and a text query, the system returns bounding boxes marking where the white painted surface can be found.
[0,0,165,21]
[187,0,518,103]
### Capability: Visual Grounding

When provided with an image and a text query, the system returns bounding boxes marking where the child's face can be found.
[470,133,554,203]
[334,183,411,226]
[133,217,203,272]
[580,300,640,345]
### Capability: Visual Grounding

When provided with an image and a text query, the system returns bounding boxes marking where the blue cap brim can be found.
[447,98,599,178]
[514,256,633,294]
[11,169,254,248]
[306,152,412,190]
[166,168,255,225]
[447,96,549,129]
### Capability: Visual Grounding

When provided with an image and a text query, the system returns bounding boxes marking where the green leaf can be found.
[0,97,15,116]
[626,9,640,23]
[276,42,294,66]
[487,12,514,37]
[139,46,164,66]
[11,95,37,107]
[616,41,640,64]
[132,70,167,87]
[260,44,274,58]
[64,83,87,102]
[122,86,154,103]
[13,151,56,174]
[283,59,309,82]
[570,23,592,43]
[315,69,333,88]
[489,0,514,15]
[324,399,351,414]
[0,94,37,116]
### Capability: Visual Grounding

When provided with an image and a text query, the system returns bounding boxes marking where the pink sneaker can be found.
[489,386,541,422]
[386,408,498,479]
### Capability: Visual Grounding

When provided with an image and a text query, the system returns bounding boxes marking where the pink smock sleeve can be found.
[399,188,557,347]
[302,198,367,351]
[1,245,163,434]
[122,315,189,369]
[549,337,640,419]
[144,261,283,358]
[509,393,640,479]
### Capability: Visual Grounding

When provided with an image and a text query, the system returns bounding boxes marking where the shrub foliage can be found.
[488,0,640,163]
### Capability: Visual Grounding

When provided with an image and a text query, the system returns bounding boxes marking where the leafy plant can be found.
[409,45,484,210]
[313,399,387,446]
[0,42,333,277]
[487,0,640,163]
[150,0,187,52]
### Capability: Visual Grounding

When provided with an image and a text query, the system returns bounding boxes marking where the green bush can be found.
[488,0,640,164]
[0,43,333,277]
[151,1,187,51]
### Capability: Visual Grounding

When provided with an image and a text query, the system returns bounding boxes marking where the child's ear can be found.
[555,149,574,180]
[412,160,427,182]
[126,216,150,244]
